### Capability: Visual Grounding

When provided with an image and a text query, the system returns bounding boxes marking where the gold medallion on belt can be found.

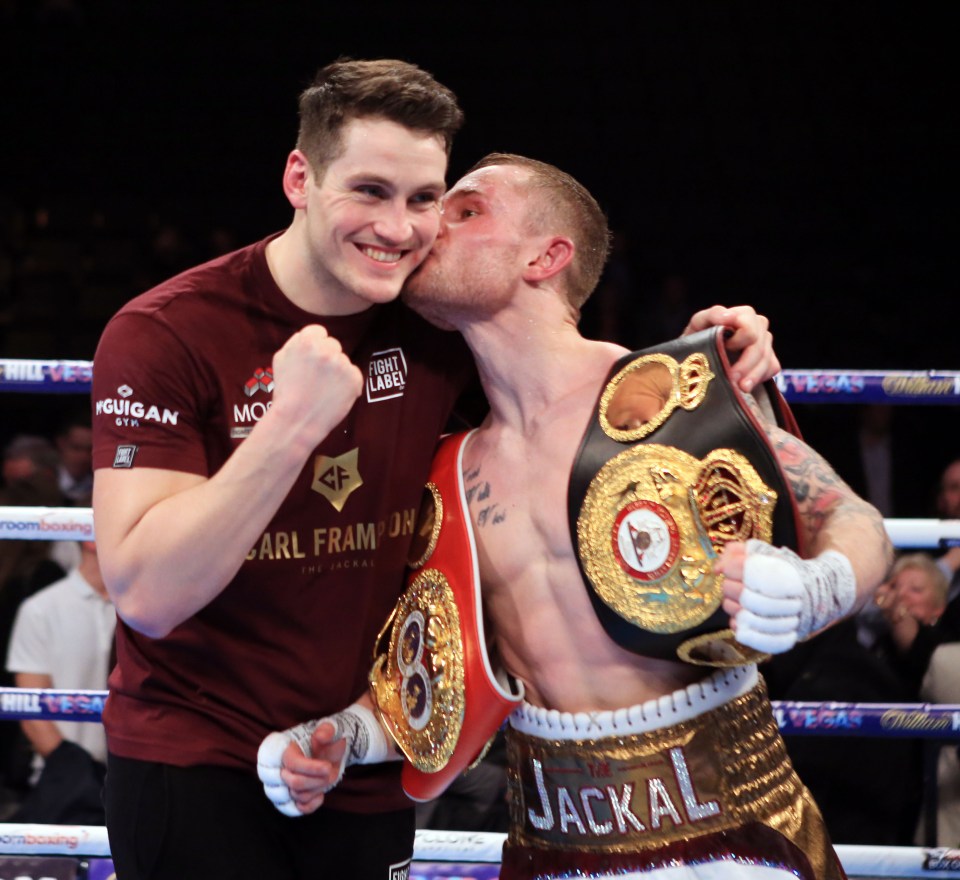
[577,444,777,634]
[369,565,466,773]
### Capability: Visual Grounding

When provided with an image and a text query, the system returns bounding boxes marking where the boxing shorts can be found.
[370,431,523,802]
[500,665,846,880]
[569,326,804,664]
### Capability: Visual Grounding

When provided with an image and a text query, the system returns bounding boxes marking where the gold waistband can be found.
[506,679,808,854]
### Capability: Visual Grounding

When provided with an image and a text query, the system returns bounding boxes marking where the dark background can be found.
[1,0,955,507]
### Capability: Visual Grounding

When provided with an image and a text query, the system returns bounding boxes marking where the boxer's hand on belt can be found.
[717,539,857,654]
[256,703,392,817]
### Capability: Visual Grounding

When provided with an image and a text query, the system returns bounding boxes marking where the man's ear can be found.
[282,149,312,210]
[523,236,574,283]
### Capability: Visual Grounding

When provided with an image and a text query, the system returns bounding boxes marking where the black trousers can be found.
[105,753,415,880]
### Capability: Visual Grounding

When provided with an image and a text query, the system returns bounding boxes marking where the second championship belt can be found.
[369,431,523,802]
[569,327,805,666]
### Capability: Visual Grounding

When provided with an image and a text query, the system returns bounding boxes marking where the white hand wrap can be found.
[735,540,857,654]
[256,702,391,817]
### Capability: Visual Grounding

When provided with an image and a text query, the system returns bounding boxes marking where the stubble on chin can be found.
[401,261,437,307]
[401,269,458,330]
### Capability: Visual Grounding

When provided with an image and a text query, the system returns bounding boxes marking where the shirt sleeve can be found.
[92,311,210,476]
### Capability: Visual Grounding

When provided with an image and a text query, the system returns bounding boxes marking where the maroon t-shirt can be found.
[91,236,474,813]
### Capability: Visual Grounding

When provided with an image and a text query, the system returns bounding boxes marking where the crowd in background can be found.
[0,408,114,824]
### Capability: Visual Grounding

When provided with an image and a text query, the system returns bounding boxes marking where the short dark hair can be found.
[297,58,464,179]
[469,153,611,316]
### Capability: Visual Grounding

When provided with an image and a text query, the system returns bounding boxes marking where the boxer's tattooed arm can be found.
[463,464,506,527]
[743,394,890,562]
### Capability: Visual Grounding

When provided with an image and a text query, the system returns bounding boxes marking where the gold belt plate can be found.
[577,444,776,633]
[369,568,466,773]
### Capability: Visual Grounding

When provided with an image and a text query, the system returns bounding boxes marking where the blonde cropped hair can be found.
[892,552,949,607]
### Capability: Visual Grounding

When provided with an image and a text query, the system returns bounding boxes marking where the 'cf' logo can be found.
[312,449,363,511]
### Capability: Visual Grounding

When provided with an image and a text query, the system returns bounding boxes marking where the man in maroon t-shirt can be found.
[93,58,467,880]
[92,59,781,880]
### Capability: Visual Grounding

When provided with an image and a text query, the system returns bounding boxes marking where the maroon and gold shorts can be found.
[501,665,845,880]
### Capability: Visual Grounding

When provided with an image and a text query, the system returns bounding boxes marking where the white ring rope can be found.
[2,506,958,549]
[0,505,95,541]
[0,824,956,877]
[884,518,960,549]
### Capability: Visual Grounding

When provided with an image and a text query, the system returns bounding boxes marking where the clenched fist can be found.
[269,325,364,449]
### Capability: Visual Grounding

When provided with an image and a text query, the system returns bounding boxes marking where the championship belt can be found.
[369,431,523,802]
[569,327,804,666]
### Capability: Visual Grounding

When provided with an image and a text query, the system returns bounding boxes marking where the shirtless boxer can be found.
[258,154,890,878]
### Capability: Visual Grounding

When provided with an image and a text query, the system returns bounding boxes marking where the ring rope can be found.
[2,687,960,741]
[0,824,956,877]
[3,357,960,405]
[2,506,958,549]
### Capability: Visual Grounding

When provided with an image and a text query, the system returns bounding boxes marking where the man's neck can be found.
[460,308,625,433]
[265,224,375,318]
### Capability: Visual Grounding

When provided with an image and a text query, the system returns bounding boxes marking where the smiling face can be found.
[403,164,532,324]
[293,116,449,314]
[894,564,946,625]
